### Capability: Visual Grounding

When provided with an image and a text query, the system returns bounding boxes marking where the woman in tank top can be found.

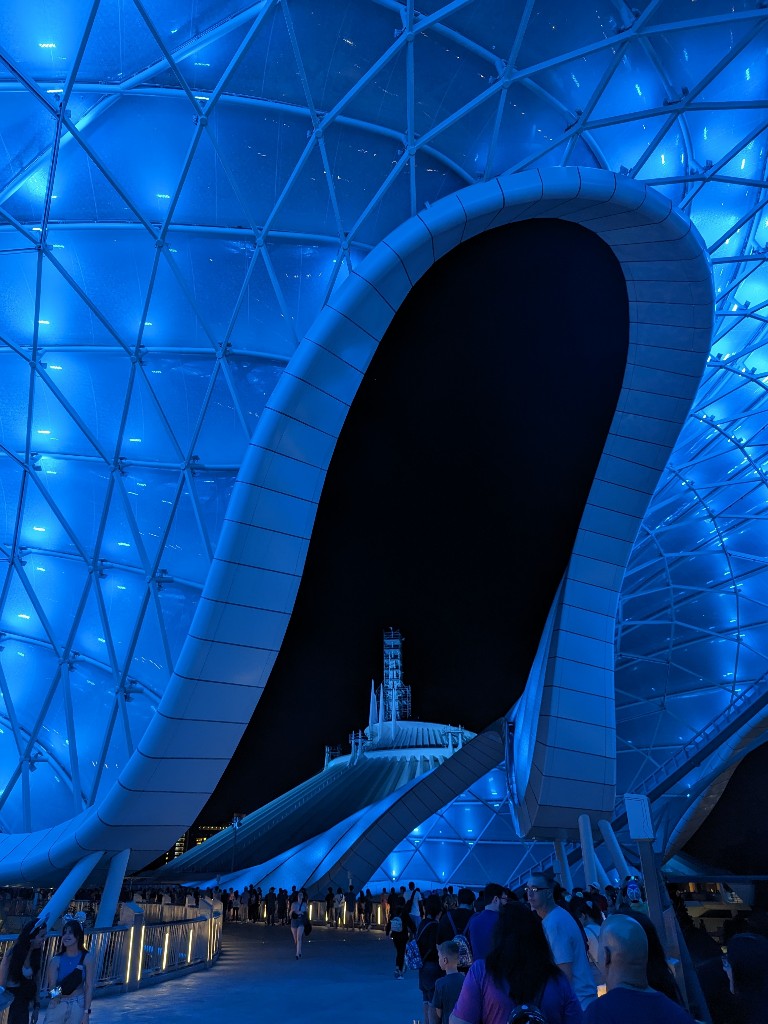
[45,919,94,1024]
[289,888,309,959]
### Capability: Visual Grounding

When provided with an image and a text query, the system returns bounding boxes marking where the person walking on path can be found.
[289,888,309,959]
[385,899,414,980]
[265,887,277,926]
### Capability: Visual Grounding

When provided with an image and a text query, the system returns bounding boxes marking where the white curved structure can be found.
[0,164,709,880]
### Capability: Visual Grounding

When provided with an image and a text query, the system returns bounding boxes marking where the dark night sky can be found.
[196,217,764,872]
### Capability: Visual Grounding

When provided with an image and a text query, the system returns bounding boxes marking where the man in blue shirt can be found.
[585,915,695,1023]
[466,882,504,960]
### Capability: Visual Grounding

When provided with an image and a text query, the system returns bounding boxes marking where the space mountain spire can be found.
[376,628,411,728]
[368,680,378,731]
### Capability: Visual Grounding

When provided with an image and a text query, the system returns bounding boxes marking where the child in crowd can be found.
[431,940,464,1023]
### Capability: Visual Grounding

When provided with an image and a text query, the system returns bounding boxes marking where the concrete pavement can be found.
[88,922,427,1024]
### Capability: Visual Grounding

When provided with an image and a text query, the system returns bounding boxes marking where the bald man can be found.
[584,915,694,1023]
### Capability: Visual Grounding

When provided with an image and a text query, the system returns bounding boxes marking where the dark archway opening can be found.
[204,217,629,821]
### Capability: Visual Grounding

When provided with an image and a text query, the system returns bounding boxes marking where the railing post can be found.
[197,899,213,964]
[118,901,145,991]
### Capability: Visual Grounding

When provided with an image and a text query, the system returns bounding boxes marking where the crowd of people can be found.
[207,871,768,1022]
[372,873,768,1024]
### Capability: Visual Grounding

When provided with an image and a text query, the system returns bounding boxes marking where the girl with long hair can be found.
[618,910,683,1005]
[45,919,94,1024]
[568,896,604,987]
[450,902,583,1024]
[0,919,47,1024]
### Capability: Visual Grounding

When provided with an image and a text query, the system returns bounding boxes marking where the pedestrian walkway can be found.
[91,923,425,1023]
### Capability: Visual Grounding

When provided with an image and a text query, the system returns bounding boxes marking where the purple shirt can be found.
[452,959,583,1024]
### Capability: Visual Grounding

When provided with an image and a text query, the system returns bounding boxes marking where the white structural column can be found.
[0,167,713,882]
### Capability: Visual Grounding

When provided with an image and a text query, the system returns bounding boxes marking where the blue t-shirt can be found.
[584,988,695,1024]
[432,972,465,1020]
[466,910,499,961]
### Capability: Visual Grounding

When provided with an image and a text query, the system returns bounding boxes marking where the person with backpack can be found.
[449,902,583,1024]
[386,897,414,979]
[407,881,423,931]
[414,894,444,1024]
[438,887,476,971]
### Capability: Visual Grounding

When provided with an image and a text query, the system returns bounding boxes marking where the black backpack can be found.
[507,985,547,1024]
[507,1006,547,1024]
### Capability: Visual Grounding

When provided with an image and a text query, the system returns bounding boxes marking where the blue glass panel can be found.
[268,243,339,340]
[39,353,130,455]
[227,252,300,357]
[271,141,344,239]
[81,96,197,224]
[586,116,673,176]
[650,22,756,94]
[27,763,75,832]
[189,473,236,550]
[318,122,406,241]
[428,93,501,177]
[193,370,249,466]
[287,2,402,115]
[158,584,200,663]
[219,358,284,433]
[38,232,154,343]
[142,486,208,585]
[590,40,668,120]
[519,3,619,67]
[0,252,39,341]
[225,3,305,107]
[684,109,768,173]
[699,28,768,103]
[0,94,55,186]
[130,600,170,690]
